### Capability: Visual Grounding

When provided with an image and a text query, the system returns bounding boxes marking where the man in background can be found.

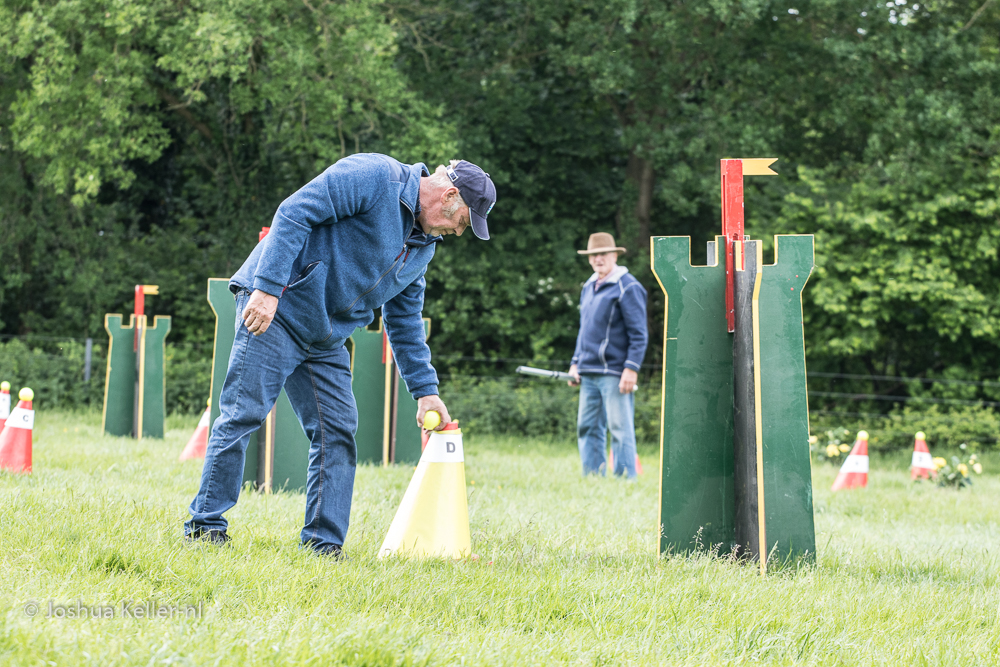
[567,232,648,479]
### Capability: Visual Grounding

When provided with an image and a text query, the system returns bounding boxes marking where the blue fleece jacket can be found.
[230,153,440,399]
[571,266,648,376]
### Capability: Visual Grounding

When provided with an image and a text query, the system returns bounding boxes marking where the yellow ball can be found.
[0,381,9,391]
[857,430,869,440]
[19,387,34,401]
[915,431,926,440]
[422,410,441,430]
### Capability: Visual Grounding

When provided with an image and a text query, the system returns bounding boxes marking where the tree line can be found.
[1,0,999,415]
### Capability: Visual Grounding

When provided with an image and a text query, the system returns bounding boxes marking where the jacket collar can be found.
[584,265,629,286]
[400,162,429,213]
[400,162,442,246]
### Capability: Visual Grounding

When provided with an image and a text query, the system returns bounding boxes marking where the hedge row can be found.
[1,338,996,450]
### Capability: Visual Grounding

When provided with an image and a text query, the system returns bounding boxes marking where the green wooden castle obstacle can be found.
[103,285,170,439]
[651,159,816,572]
[203,227,429,494]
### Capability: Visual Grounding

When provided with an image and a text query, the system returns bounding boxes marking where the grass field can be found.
[1,410,998,666]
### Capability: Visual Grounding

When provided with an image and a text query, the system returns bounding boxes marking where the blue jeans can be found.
[577,374,637,479]
[185,290,357,552]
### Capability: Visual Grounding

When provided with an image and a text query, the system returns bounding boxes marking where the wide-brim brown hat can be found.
[578,232,626,255]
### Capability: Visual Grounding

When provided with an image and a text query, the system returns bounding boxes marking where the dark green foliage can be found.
[164,343,212,415]
[0,338,104,409]
[811,405,1000,453]
[0,338,209,413]
[440,376,662,444]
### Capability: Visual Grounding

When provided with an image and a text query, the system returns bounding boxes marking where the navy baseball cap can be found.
[446,161,496,240]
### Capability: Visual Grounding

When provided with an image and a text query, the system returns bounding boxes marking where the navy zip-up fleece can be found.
[230,153,440,399]
[571,266,648,376]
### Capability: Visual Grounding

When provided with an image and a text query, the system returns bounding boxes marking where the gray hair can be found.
[430,160,468,219]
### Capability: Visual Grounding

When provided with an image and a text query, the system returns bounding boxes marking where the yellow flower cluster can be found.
[933,457,947,470]
[825,444,840,458]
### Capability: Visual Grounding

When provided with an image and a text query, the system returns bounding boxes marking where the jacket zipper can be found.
[396,247,412,277]
[395,199,417,277]
[333,199,418,316]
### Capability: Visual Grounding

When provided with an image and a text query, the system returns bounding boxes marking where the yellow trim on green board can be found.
[206,280,224,408]
[383,349,393,467]
[136,314,147,440]
[649,237,668,552]
[264,406,275,493]
[750,242,767,575]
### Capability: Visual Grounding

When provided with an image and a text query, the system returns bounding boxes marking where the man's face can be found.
[423,188,472,236]
[588,251,619,278]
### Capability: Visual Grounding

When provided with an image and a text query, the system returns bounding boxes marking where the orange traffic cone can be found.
[831,429,869,491]
[910,430,934,480]
[607,448,643,475]
[0,387,34,474]
[179,399,211,461]
[0,381,10,434]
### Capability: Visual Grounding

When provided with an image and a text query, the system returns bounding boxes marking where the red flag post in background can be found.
[721,158,778,332]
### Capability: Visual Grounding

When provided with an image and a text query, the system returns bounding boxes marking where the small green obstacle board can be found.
[102,314,170,439]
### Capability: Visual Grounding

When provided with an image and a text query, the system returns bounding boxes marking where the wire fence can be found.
[1,336,998,447]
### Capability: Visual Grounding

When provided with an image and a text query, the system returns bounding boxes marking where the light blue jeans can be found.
[185,290,357,553]
[577,374,637,479]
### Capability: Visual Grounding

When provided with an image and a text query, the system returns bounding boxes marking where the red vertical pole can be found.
[133,284,145,352]
[721,160,744,333]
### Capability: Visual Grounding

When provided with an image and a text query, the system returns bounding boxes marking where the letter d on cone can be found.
[0,388,35,474]
[379,421,471,559]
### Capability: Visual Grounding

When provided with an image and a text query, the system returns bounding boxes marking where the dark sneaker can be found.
[306,543,346,560]
[185,528,231,546]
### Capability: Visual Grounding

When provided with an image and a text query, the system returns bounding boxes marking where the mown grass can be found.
[1,410,998,666]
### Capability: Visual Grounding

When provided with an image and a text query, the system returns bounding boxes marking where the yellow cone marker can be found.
[378,422,471,559]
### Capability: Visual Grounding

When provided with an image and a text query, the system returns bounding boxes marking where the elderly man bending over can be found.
[185,154,497,557]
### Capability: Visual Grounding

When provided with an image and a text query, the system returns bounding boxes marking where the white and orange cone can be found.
[607,448,643,475]
[0,381,10,434]
[832,429,869,491]
[179,398,211,461]
[379,420,471,559]
[910,430,934,480]
[0,387,34,474]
